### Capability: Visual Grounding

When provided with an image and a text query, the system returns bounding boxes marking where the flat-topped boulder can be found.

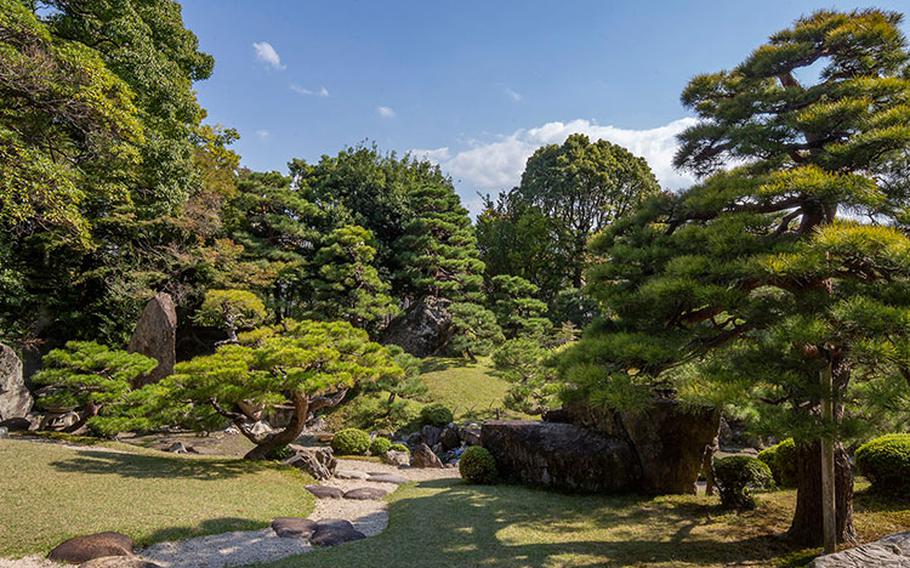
[271,517,318,539]
[809,531,910,566]
[343,487,388,500]
[48,532,134,564]
[310,519,366,547]
[305,485,344,499]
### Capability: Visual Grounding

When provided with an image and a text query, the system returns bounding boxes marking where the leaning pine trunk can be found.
[244,393,309,460]
[788,439,857,546]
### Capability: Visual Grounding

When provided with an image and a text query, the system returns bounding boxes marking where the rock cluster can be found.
[271,516,365,546]
[809,531,910,567]
[401,421,481,467]
[285,445,337,480]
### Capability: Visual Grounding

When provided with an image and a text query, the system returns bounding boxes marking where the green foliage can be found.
[420,402,454,427]
[389,442,409,453]
[32,341,157,434]
[714,456,774,510]
[757,439,798,488]
[493,338,560,415]
[489,275,551,339]
[370,436,392,456]
[194,289,268,340]
[459,446,498,484]
[855,434,910,497]
[448,302,504,360]
[266,445,295,461]
[308,225,398,332]
[332,428,371,455]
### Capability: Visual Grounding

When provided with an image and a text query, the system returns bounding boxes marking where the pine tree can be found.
[489,275,551,339]
[194,289,268,343]
[308,225,398,333]
[561,9,910,545]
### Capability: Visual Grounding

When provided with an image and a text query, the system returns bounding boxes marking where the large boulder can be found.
[127,292,177,387]
[410,443,444,468]
[309,519,366,547]
[48,532,134,564]
[809,531,910,567]
[271,517,318,539]
[382,297,453,357]
[285,446,337,480]
[0,342,32,421]
[482,420,639,493]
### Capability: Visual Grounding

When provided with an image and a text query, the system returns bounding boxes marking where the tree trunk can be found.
[788,439,856,546]
[244,393,309,460]
[64,401,101,435]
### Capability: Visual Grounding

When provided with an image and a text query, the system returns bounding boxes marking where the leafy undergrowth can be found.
[0,438,314,558]
[257,479,910,568]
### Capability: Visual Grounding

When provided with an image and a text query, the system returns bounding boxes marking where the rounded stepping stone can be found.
[343,487,388,500]
[80,558,162,568]
[271,517,318,539]
[310,520,366,547]
[367,472,408,484]
[49,532,134,564]
[334,469,369,480]
[305,484,344,499]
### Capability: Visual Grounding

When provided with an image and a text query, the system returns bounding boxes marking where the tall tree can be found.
[561,9,910,545]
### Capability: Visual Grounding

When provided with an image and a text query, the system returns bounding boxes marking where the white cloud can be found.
[256,129,270,140]
[291,84,330,97]
[318,86,330,97]
[377,105,396,118]
[415,117,698,197]
[253,41,284,70]
[504,87,523,102]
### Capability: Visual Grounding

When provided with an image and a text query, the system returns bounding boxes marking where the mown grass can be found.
[0,438,314,558]
[256,478,909,568]
[419,357,531,421]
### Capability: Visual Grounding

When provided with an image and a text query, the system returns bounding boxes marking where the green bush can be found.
[390,443,409,453]
[370,436,392,456]
[420,402,454,427]
[855,434,910,497]
[459,446,498,484]
[331,428,371,455]
[714,455,774,510]
[757,438,798,488]
[266,444,295,461]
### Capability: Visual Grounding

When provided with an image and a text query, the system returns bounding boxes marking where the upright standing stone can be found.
[128,292,177,386]
[0,342,32,421]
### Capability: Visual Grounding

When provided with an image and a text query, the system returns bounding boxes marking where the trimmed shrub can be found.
[420,403,454,427]
[370,436,392,456]
[855,434,910,497]
[331,428,371,455]
[714,455,774,510]
[266,444,295,461]
[390,443,409,453]
[459,446,498,484]
[757,438,798,488]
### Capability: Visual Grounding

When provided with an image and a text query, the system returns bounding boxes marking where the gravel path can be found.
[1,458,459,568]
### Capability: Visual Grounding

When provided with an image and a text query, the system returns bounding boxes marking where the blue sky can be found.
[180,0,910,212]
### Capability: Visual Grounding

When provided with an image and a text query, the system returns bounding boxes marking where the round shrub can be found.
[420,403,454,427]
[331,428,371,455]
[370,436,392,456]
[389,443,409,453]
[459,446,498,484]
[757,438,798,488]
[714,455,774,510]
[855,434,910,497]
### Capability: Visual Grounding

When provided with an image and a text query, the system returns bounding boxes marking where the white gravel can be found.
[1,459,459,568]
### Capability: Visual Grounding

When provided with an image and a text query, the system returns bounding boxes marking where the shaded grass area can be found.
[259,478,910,568]
[0,439,314,558]
[419,357,531,421]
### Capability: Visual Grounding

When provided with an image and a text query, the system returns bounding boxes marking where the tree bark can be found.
[788,439,856,546]
[244,392,309,460]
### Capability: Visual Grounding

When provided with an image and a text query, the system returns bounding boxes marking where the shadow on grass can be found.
[854,487,910,513]
[49,449,273,480]
[419,357,470,373]
[257,478,801,568]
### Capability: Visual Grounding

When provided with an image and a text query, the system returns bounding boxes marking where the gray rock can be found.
[79,557,161,568]
[127,292,177,386]
[343,487,388,500]
[285,446,336,480]
[310,519,366,547]
[248,420,273,437]
[0,426,7,439]
[305,485,344,499]
[381,449,410,467]
[42,410,80,431]
[164,442,192,454]
[367,472,408,484]
[382,297,453,357]
[462,424,482,446]
[0,342,32,421]
[0,416,36,431]
[482,420,639,493]
[48,532,134,564]
[421,425,442,447]
[809,531,910,567]
[440,424,461,450]
[410,443,444,468]
[271,517,318,539]
[334,469,369,480]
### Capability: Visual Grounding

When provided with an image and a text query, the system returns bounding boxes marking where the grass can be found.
[256,479,909,568]
[419,357,531,421]
[0,438,314,558]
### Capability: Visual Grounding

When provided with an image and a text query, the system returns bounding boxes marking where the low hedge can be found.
[420,402,454,427]
[459,446,498,484]
[714,455,774,510]
[370,436,392,456]
[855,434,910,497]
[390,442,409,453]
[331,428,371,455]
[757,438,798,488]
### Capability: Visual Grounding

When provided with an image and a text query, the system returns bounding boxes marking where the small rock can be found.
[343,487,388,500]
[439,424,461,450]
[381,449,410,467]
[271,517,318,539]
[334,469,369,480]
[224,425,240,435]
[248,421,273,437]
[410,443,444,468]
[421,425,442,447]
[305,485,344,499]
[48,532,134,564]
[285,446,336,480]
[310,520,366,547]
[42,410,80,431]
[462,424,482,446]
[164,442,188,454]
[366,472,408,484]
[0,416,34,431]
[0,426,7,439]
[79,557,162,568]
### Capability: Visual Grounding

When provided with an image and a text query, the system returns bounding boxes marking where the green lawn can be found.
[257,478,910,568]
[0,438,314,558]
[419,357,530,421]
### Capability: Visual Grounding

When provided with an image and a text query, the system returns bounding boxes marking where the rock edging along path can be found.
[0,458,459,568]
